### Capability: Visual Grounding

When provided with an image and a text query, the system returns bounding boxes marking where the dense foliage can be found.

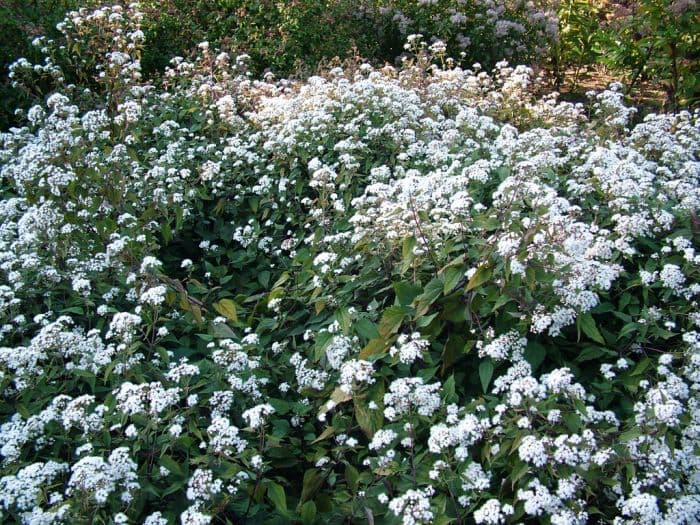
[0,0,82,129]
[594,0,699,108]
[1,3,700,525]
[1,1,698,129]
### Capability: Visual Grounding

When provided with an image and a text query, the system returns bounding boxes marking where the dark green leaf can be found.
[394,281,422,306]
[267,482,287,513]
[442,266,463,294]
[300,469,325,504]
[300,501,317,525]
[479,359,494,393]
[354,318,379,340]
[578,313,605,344]
[523,341,546,371]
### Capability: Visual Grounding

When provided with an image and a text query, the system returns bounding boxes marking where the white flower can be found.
[139,285,167,306]
[388,487,434,525]
[389,332,429,364]
[242,404,275,429]
[474,499,514,524]
[339,359,375,393]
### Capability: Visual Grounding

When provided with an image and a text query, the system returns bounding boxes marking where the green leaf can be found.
[354,399,383,438]
[299,501,317,525]
[378,306,411,337]
[273,271,291,289]
[300,469,324,504]
[523,341,546,371]
[268,398,291,415]
[479,359,494,393]
[416,312,439,327]
[563,412,582,433]
[578,313,605,344]
[510,460,530,487]
[358,335,396,360]
[162,479,187,497]
[213,299,238,323]
[400,236,417,274]
[393,281,422,306]
[267,482,287,513]
[160,456,185,478]
[60,306,84,315]
[210,323,236,338]
[413,278,443,317]
[311,426,335,444]
[466,264,492,291]
[257,270,271,288]
[355,318,379,340]
[620,427,642,442]
[442,266,463,294]
[335,308,352,334]
[345,464,360,493]
[491,293,512,312]
[162,222,171,244]
[617,322,638,340]
[443,374,456,400]
[619,292,632,311]
[442,335,464,375]
[576,345,615,362]
[631,357,652,376]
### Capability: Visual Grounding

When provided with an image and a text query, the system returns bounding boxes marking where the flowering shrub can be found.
[375,0,559,68]
[595,0,699,108]
[1,5,700,525]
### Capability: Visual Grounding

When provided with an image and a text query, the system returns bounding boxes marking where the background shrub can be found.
[0,0,81,129]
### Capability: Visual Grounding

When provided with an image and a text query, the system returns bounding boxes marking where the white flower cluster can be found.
[389,332,430,364]
[242,403,275,429]
[338,359,375,394]
[387,486,435,525]
[0,316,115,390]
[477,329,526,361]
[186,468,222,502]
[384,377,442,420]
[114,381,181,418]
[67,447,139,505]
[0,7,698,523]
[474,499,514,524]
[325,334,355,369]
[0,461,68,515]
[207,417,247,456]
[290,352,328,391]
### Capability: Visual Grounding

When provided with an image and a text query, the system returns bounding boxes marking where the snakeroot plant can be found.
[0,4,699,525]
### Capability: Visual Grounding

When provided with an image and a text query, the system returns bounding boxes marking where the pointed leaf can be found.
[300,469,324,504]
[413,278,443,317]
[358,335,396,360]
[311,426,336,444]
[378,306,410,337]
[300,501,317,525]
[479,359,494,393]
[355,318,379,340]
[466,264,492,291]
[393,281,422,306]
[267,482,287,513]
[442,266,463,294]
[213,299,238,323]
[345,464,360,493]
[210,322,236,339]
[578,313,605,344]
[354,399,383,438]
